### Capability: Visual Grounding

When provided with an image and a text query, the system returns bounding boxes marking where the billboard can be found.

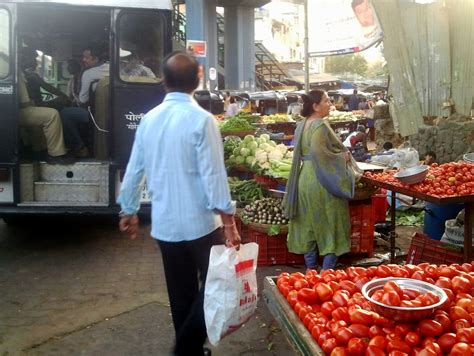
[308,0,383,56]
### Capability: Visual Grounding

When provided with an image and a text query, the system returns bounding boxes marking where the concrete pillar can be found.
[185,0,218,89]
[224,7,255,91]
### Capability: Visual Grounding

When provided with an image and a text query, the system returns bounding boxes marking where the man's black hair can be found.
[383,141,393,150]
[163,51,200,93]
[85,41,108,61]
[425,151,437,159]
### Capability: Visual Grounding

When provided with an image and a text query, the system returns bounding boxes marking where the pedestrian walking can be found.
[118,51,241,356]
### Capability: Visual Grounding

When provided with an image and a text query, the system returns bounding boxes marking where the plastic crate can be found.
[254,174,279,190]
[247,228,305,266]
[372,191,388,223]
[349,200,375,256]
[406,233,463,265]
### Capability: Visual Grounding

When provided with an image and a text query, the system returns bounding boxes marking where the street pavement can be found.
[0,217,300,356]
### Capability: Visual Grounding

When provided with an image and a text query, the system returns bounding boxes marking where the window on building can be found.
[118,12,164,83]
[0,8,10,78]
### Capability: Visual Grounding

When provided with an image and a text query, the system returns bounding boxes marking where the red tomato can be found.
[316,283,334,302]
[331,346,348,356]
[333,291,350,308]
[449,342,472,356]
[311,324,326,340]
[333,327,354,346]
[387,339,411,354]
[368,335,387,350]
[423,343,442,356]
[435,277,452,289]
[419,319,444,337]
[404,331,421,347]
[350,309,374,326]
[329,281,342,293]
[347,337,368,356]
[437,332,456,353]
[403,288,421,299]
[339,280,358,296]
[452,276,471,294]
[328,320,348,334]
[332,307,350,323]
[450,306,470,321]
[297,288,319,304]
[381,291,401,306]
[322,338,338,354]
[321,301,336,317]
[318,331,333,345]
[387,351,409,356]
[456,327,474,344]
[294,278,309,290]
[433,312,452,332]
[377,265,392,278]
[288,272,305,286]
[298,305,313,321]
[369,325,385,338]
[383,280,404,298]
[348,324,370,338]
[365,345,386,356]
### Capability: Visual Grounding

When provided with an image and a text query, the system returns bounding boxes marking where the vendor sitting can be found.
[423,151,437,165]
[343,124,369,161]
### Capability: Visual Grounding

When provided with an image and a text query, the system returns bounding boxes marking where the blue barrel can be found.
[423,203,464,240]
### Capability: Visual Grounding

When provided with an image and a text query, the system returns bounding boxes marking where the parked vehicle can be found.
[0,0,173,220]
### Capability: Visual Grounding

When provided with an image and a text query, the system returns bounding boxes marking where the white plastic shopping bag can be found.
[204,242,259,345]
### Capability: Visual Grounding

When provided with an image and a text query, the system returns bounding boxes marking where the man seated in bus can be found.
[18,52,72,165]
[119,50,155,80]
[21,47,70,111]
[59,43,109,158]
[78,42,109,106]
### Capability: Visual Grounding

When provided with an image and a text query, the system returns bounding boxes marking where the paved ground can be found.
[0,218,300,356]
[0,217,419,356]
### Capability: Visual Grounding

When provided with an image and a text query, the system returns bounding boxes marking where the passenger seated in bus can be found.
[78,42,109,106]
[18,52,72,165]
[66,59,82,106]
[119,50,155,79]
[59,43,109,158]
[21,47,70,111]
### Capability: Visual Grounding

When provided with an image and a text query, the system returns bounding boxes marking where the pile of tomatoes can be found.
[372,280,440,308]
[364,162,474,198]
[276,263,474,355]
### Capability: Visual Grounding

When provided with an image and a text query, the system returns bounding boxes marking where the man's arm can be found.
[118,123,146,239]
[78,70,92,104]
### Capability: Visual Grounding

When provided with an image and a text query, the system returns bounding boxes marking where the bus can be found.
[0,0,173,222]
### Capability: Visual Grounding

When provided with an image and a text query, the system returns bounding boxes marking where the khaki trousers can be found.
[19,106,67,157]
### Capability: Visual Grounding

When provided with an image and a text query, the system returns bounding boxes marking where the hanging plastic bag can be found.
[204,242,259,345]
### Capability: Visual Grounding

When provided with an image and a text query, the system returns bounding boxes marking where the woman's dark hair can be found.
[163,51,200,93]
[300,89,325,117]
[67,59,82,75]
[383,141,393,150]
[229,96,235,104]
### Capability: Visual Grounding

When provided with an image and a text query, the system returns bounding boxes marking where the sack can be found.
[204,242,259,345]
[440,217,470,247]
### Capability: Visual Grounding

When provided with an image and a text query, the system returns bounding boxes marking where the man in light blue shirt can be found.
[118,51,240,356]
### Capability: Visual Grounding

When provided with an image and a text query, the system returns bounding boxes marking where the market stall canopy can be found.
[8,0,172,9]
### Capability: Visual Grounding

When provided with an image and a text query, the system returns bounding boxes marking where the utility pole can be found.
[304,0,309,93]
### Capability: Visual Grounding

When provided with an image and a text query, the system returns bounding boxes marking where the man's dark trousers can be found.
[157,228,224,356]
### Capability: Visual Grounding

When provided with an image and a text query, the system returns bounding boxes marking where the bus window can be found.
[118,12,164,83]
[0,9,10,78]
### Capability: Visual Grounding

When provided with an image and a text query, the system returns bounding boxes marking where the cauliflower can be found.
[285,150,294,159]
[255,149,268,163]
[245,155,256,165]
[276,144,288,155]
[268,150,284,161]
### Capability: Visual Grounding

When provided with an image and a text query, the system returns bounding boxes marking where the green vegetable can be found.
[220,117,254,132]
[395,209,424,227]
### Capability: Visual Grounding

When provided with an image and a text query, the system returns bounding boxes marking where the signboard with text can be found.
[186,40,207,58]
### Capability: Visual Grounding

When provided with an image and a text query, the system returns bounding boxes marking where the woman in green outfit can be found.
[283,90,357,271]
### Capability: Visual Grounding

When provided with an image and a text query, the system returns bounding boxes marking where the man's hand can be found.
[119,214,140,239]
[223,223,241,249]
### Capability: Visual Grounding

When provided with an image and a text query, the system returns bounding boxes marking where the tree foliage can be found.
[325,54,368,76]
[366,60,389,77]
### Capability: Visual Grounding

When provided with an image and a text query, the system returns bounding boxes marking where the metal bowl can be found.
[361,278,447,323]
[394,165,429,185]
[463,153,474,163]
